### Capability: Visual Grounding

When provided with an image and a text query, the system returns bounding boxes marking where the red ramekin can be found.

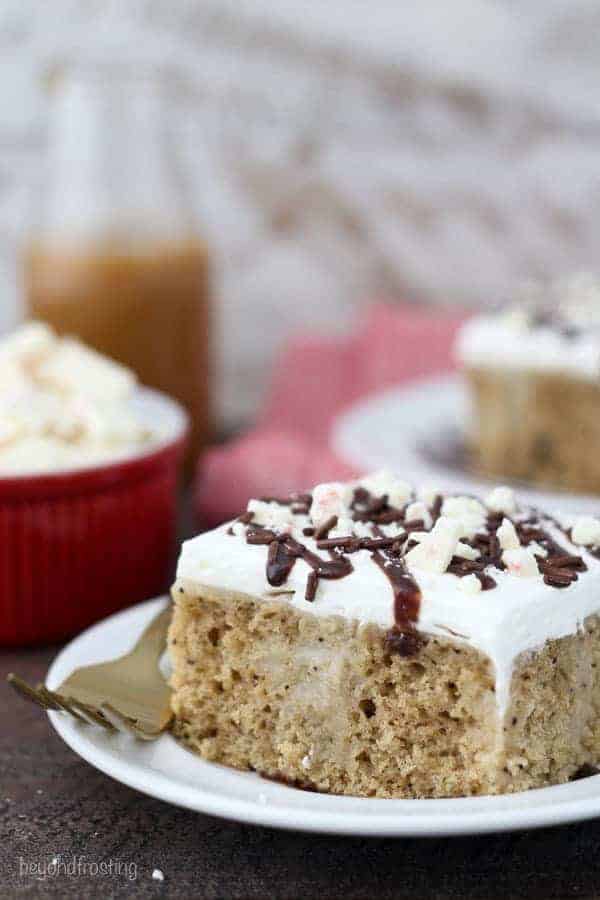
[0,388,188,646]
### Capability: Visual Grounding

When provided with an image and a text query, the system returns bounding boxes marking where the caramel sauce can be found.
[24,239,211,467]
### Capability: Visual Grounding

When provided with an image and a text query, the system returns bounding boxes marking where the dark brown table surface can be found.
[2,491,600,898]
[4,646,600,899]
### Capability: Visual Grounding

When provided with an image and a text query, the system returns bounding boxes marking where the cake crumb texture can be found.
[169,581,600,798]
[467,368,600,493]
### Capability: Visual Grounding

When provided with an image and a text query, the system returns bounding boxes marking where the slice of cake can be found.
[456,273,600,493]
[169,471,600,798]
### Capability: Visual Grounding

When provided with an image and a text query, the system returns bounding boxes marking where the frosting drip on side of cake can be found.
[177,472,600,716]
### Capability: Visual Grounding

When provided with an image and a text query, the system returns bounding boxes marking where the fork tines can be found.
[6,674,154,736]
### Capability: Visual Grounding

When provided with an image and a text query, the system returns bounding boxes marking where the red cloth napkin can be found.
[196,303,465,526]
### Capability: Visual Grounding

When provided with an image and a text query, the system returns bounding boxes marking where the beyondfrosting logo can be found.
[18,855,137,882]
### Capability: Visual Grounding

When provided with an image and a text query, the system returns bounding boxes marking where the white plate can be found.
[332,373,600,517]
[48,596,600,836]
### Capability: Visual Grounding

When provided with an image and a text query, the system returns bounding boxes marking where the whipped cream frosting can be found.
[456,272,600,381]
[177,471,600,717]
[0,321,166,473]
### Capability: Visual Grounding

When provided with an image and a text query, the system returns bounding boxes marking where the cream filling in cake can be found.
[177,474,600,719]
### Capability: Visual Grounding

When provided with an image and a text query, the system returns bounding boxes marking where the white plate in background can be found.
[47,597,600,836]
[332,374,600,518]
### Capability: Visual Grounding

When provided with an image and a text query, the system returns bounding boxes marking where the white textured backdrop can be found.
[1,0,600,423]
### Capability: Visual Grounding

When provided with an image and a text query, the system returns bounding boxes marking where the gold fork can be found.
[7,604,173,740]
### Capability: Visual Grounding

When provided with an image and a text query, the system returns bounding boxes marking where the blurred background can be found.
[1,0,600,431]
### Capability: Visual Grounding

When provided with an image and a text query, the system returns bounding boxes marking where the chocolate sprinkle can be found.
[476,572,497,591]
[543,570,577,588]
[246,526,278,546]
[260,530,354,590]
[540,554,587,571]
[301,547,353,580]
[316,535,398,553]
[315,536,362,552]
[259,493,312,508]
[291,504,310,515]
[267,540,297,586]
[314,515,338,541]
[430,495,443,523]
[305,571,318,602]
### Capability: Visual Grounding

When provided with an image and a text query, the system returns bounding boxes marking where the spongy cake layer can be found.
[171,472,600,798]
[169,581,600,798]
[176,474,600,719]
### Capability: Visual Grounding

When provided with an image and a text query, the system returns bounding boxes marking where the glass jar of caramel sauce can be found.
[24,66,211,467]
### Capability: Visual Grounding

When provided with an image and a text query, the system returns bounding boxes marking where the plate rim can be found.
[47,600,600,838]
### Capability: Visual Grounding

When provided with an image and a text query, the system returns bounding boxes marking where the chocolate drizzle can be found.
[372,551,423,656]
[246,522,353,600]
[228,486,591,658]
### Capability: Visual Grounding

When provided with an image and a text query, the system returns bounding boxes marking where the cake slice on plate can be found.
[169,472,600,798]
[456,273,600,493]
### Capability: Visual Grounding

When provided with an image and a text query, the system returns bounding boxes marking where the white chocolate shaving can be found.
[404,501,432,529]
[358,470,412,509]
[459,573,482,594]
[310,482,353,527]
[485,486,517,515]
[497,518,520,552]
[571,516,600,548]
[441,496,487,539]
[455,541,479,560]
[247,499,296,530]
